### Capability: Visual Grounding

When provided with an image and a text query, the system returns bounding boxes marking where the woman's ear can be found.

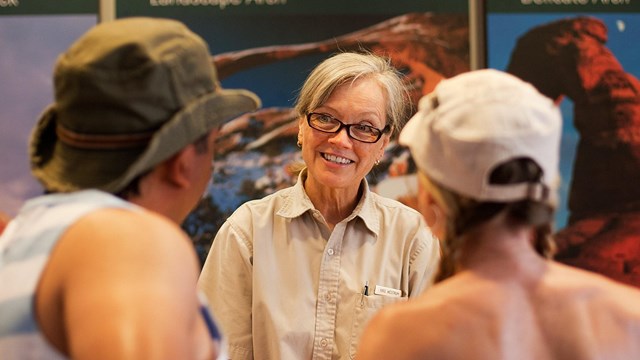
[297,116,305,148]
[380,134,390,152]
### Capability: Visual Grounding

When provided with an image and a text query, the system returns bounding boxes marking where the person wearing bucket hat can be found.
[0,17,260,360]
[356,69,640,359]
[198,52,440,359]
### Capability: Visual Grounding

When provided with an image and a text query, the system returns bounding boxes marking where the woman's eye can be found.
[319,115,332,123]
[353,124,374,134]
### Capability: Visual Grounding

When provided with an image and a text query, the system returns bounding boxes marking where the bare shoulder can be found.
[77,207,190,247]
[358,276,489,359]
[357,299,439,359]
[59,207,199,277]
[546,262,640,312]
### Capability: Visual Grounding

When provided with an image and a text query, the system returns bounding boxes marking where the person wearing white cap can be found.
[356,69,640,359]
[0,17,260,359]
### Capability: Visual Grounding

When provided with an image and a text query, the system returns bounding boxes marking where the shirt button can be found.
[321,339,328,347]
[325,293,332,301]
[327,248,334,256]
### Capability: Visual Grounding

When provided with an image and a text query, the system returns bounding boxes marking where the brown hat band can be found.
[56,123,154,150]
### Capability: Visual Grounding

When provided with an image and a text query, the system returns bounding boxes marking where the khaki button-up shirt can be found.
[199,170,440,359]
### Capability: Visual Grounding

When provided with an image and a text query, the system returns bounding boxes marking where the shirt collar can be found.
[277,168,380,236]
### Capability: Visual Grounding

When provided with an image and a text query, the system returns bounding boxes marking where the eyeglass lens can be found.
[307,113,384,143]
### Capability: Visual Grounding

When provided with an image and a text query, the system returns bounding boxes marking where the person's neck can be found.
[127,178,187,225]
[456,215,547,284]
[304,177,361,228]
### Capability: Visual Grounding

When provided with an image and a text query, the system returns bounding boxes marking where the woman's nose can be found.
[328,127,353,147]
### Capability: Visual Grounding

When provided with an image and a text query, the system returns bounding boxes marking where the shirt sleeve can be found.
[199,215,254,360]
[407,222,441,297]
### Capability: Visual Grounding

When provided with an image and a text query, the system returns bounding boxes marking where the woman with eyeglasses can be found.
[199,52,440,359]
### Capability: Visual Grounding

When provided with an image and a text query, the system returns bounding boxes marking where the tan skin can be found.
[357,175,640,359]
[35,130,220,360]
[415,173,446,241]
[298,77,390,229]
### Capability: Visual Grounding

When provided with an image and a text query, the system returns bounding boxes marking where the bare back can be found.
[358,262,640,360]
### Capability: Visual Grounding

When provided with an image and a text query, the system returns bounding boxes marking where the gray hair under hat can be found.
[30,17,261,193]
[399,69,561,204]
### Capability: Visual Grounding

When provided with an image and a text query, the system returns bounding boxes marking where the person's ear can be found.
[380,134,390,153]
[417,175,446,239]
[163,145,198,189]
[372,136,389,166]
[417,178,430,220]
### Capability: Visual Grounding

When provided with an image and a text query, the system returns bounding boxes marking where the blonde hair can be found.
[421,159,557,283]
[294,52,411,137]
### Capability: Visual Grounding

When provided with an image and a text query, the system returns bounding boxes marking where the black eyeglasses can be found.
[306,112,390,144]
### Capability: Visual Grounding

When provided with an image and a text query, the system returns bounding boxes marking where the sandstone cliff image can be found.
[507,16,640,286]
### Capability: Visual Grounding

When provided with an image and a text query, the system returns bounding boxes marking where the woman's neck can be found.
[304,176,362,228]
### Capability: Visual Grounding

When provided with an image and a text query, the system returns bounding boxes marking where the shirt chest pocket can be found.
[348,292,407,359]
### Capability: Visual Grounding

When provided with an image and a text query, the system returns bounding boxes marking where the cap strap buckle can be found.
[526,182,550,202]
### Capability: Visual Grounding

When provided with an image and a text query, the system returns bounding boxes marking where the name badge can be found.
[374,285,402,298]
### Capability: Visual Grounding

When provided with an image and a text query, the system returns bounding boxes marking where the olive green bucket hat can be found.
[30,17,260,193]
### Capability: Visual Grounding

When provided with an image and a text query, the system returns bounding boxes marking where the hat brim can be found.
[30,88,260,193]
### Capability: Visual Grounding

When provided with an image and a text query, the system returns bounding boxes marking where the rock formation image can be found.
[184,12,469,263]
[507,16,640,286]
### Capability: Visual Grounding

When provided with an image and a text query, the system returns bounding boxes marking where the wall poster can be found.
[116,0,470,264]
[485,0,640,286]
[0,1,98,220]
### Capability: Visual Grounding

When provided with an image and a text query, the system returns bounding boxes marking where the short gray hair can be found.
[294,52,410,137]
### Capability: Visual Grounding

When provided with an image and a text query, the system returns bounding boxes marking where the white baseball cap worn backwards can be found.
[399,69,562,204]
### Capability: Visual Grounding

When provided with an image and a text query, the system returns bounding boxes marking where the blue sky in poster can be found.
[166,14,406,109]
[0,16,96,215]
[487,13,640,229]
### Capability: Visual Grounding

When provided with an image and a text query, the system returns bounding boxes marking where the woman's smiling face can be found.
[299,77,390,192]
